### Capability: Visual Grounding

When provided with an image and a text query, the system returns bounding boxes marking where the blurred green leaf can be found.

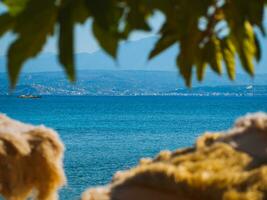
[123,1,152,36]
[196,47,208,82]
[254,34,261,62]
[7,0,57,88]
[85,0,112,30]
[0,13,14,36]
[57,0,91,81]
[177,54,193,87]
[149,23,177,60]
[3,0,29,15]
[0,0,266,87]
[92,21,119,58]
[72,0,91,24]
[221,38,236,80]
[231,21,256,76]
[196,62,207,82]
[149,35,177,60]
[207,36,223,75]
[177,34,200,87]
[59,0,75,82]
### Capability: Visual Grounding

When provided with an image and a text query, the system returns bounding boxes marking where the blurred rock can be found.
[0,114,65,200]
[82,113,267,200]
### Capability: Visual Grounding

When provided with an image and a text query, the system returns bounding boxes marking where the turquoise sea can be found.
[0,96,267,199]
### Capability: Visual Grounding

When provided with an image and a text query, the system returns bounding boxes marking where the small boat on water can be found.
[17,95,42,99]
[246,85,253,90]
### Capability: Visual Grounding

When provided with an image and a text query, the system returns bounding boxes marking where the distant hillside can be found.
[0,37,177,73]
[0,36,266,74]
[0,70,266,96]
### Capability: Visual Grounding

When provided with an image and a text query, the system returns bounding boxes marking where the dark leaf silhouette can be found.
[0,0,266,87]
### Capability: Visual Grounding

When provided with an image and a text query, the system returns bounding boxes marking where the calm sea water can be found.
[0,96,267,199]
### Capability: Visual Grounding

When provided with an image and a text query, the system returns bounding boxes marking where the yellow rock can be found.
[82,113,267,200]
[0,114,66,200]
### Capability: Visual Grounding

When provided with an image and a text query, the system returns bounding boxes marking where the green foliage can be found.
[0,13,14,36]
[4,0,57,86]
[0,0,266,87]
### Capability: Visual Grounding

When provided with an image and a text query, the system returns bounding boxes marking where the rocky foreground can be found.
[0,115,65,200]
[0,113,267,200]
[82,113,267,200]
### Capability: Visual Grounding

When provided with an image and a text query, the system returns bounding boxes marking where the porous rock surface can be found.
[0,114,65,200]
[82,113,267,200]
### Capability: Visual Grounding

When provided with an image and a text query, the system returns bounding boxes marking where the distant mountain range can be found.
[0,36,266,74]
[0,70,266,96]
[0,36,266,96]
[0,37,177,73]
